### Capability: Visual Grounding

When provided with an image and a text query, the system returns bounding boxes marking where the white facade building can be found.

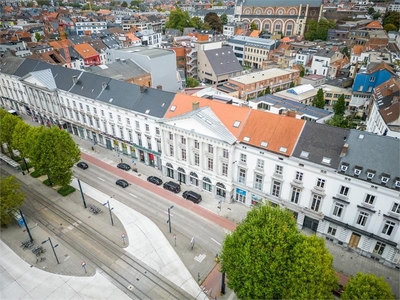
[75,22,107,36]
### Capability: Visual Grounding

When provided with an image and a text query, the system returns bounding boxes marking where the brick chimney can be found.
[192,101,200,110]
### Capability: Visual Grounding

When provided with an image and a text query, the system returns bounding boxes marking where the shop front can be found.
[235,188,247,204]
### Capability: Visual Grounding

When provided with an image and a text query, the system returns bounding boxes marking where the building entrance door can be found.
[348,233,361,248]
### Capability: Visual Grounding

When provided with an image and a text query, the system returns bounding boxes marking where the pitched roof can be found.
[21,69,57,90]
[365,21,383,29]
[293,122,349,168]
[73,43,99,58]
[203,47,242,76]
[239,110,305,156]
[367,62,395,75]
[164,93,251,138]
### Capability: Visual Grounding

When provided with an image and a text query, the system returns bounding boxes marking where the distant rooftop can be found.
[230,68,298,85]
[116,47,174,58]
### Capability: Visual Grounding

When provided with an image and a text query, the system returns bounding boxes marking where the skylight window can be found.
[145,109,150,114]
[260,141,268,147]
[322,157,331,164]
[300,151,309,159]
[170,105,176,112]
[279,147,287,153]
[233,121,241,128]
[359,134,364,139]
[243,136,250,142]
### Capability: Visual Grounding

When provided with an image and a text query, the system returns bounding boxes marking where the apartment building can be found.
[75,22,107,36]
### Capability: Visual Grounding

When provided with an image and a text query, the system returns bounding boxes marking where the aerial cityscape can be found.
[0,0,399,299]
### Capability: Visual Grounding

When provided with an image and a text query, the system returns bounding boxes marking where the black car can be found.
[117,163,131,171]
[183,190,202,203]
[163,181,181,193]
[77,162,89,169]
[116,179,129,188]
[147,176,163,185]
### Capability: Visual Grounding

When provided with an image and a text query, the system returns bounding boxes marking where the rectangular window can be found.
[155,127,160,135]
[373,242,385,255]
[311,194,322,212]
[181,136,186,144]
[356,211,369,226]
[181,149,186,161]
[240,153,247,163]
[111,125,115,136]
[208,144,213,154]
[317,178,326,188]
[79,103,83,109]
[364,194,375,205]
[333,203,344,217]
[128,130,132,142]
[239,168,246,183]
[275,165,283,175]
[169,132,173,140]
[101,109,104,116]
[120,127,124,139]
[169,145,174,156]
[117,115,121,122]
[145,124,150,132]
[137,134,142,146]
[257,159,264,169]
[222,163,228,176]
[126,118,130,125]
[146,137,152,150]
[327,225,337,236]
[194,153,199,166]
[291,187,301,204]
[135,121,140,129]
[295,171,303,181]
[208,158,213,171]
[254,174,263,190]
[272,181,281,197]
[96,119,100,128]
[86,105,90,112]
[391,203,400,214]
[223,149,229,159]
[109,112,113,119]
[339,186,349,196]
[194,140,199,149]
[382,221,395,236]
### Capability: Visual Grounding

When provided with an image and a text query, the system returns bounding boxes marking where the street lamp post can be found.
[42,237,59,264]
[103,198,114,226]
[167,205,174,233]
[19,209,33,242]
[76,177,87,209]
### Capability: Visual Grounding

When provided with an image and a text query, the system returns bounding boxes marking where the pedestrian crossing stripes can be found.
[194,254,206,263]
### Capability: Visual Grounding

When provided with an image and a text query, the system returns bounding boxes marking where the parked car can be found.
[163,181,181,193]
[77,161,89,169]
[147,176,163,185]
[117,163,131,171]
[182,190,202,203]
[116,179,129,188]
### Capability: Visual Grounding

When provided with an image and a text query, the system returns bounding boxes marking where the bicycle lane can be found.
[81,152,238,233]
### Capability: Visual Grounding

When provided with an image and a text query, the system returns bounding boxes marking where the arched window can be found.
[166,163,174,179]
[202,177,212,192]
[216,182,226,198]
[178,167,186,184]
[190,172,198,186]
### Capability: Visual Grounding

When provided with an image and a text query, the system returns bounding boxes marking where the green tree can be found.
[383,11,400,31]
[186,77,200,88]
[368,7,375,15]
[342,46,350,58]
[372,12,381,20]
[290,81,295,88]
[341,273,395,300]
[250,21,257,30]
[130,0,141,7]
[35,32,41,42]
[26,1,34,7]
[11,121,31,173]
[265,86,271,94]
[333,94,346,116]
[0,176,25,225]
[384,23,398,32]
[299,64,305,77]
[220,13,228,26]
[191,16,204,29]
[305,19,335,41]
[0,113,20,157]
[216,1,223,6]
[312,88,325,109]
[28,126,80,187]
[165,9,193,32]
[37,0,50,5]
[220,204,337,299]
[204,12,222,32]
[121,0,128,7]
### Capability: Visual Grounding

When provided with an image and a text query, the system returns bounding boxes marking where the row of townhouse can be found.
[0,55,399,268]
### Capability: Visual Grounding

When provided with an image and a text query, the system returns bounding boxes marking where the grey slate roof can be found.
[0,53,25,75]
[241,0,322,7]
[338,130,400,190]
[204,47,242,76]
[69,36,86,45]
[88,59,149,80]
[159,106,237,144]
[292,122,350,169]
[69,72,111,99]
[23,69,57,90]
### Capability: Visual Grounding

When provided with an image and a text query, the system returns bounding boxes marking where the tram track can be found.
[6,170,192,300]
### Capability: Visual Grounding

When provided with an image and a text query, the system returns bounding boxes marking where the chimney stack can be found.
[157,85,162,90]
[340,143,349,157]
[192,101,200,110]
[102,82,107,90]
[140,85,147,93]
[72,75,78,85]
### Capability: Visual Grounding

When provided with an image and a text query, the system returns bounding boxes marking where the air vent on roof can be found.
[233,121,241,128]
[322,157,331,165]
[243,136,250,142]
[170,105,176,112]
[359,134,364,139]
[279,147,287,153]
[145,109,150,114]
[300,151,309,159]
[261,141,268,147]
[109,98,113,103]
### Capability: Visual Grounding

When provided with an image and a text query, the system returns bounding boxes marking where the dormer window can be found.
[366,170,375,180]
[354,166,363,176]
[395,178,400,189]
[340,163,349,172]
[381,174,390,184]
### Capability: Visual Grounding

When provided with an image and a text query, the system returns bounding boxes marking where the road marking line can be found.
[211,238,221,246]
[194,254,206,263]
[98,177,105,182]
[129,193,138,198]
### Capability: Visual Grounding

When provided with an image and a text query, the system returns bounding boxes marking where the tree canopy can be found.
[186,77,200,88]
[384,23,398,32]
[220,204,338,299]
[0,113,20,157]
[250,21,257,30]
[165,9,192,32]
[0,176,25,225]
[305,19,336,41]
[191,16,204,29]
[27,126,80,187]
[11,120,31,172]
[220,13,228,26]
[204,12,222,32]
[341,273,395,300]
[333,94,346,116]
[383,11,400,32]
[312,88,325,109]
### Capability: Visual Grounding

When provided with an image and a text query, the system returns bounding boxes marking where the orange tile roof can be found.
[352,45,365,55]
[365,21,383,29]
[236,29,244,35]
[238,110,305,156]
[165,93,252,138]
[125,33,140,42]
[73,43,99,58]
[249,30,260,37]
